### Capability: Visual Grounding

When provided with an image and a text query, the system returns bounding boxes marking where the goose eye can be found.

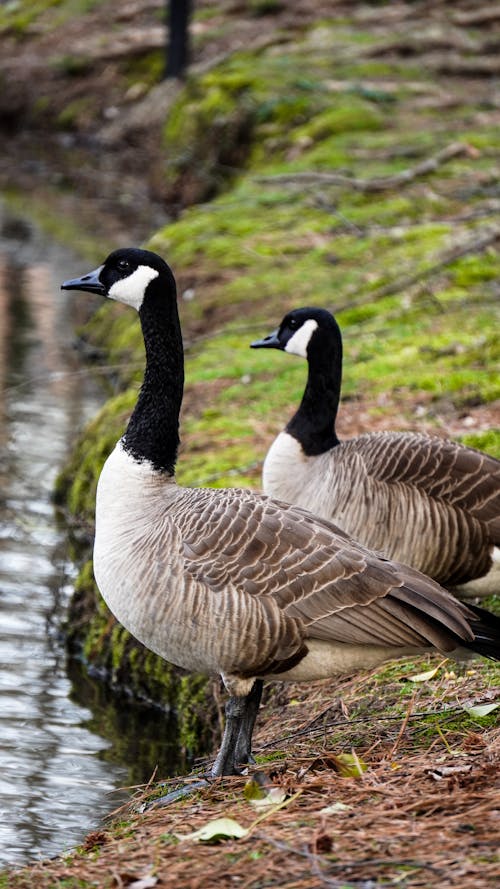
[288,318,298,330]
[117,260,131,273]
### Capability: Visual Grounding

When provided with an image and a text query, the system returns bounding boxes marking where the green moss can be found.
[56,97,94,129]
[292,100,382,145]
[177,674,215,756]
[0,0,101,37]
[121,49,164,87]
[0,0,62,36]
[459,430,500,460]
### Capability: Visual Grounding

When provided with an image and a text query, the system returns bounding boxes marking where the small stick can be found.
[255,143,473,192]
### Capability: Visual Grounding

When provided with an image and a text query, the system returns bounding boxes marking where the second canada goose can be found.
[62,250,500,778]
[251,307,500,595]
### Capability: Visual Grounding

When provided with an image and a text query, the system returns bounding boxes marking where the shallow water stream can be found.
[0,207,178,866]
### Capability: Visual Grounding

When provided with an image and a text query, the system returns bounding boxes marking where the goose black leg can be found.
[211,693,249,777]
[145,682,263,808]
[211,680,263,777]
[234,679,263,767]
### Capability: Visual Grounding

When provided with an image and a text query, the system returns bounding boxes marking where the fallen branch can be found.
[336,225,500,309]
[453,5,500,26]
[255,142,475,192]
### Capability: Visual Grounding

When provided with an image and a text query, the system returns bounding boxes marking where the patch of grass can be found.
[121,49,164,88]
[459,430,500,460]
[0,0,102,36]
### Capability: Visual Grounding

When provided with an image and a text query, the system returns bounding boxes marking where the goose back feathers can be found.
[252,307,500,589]
[62,251,500,775]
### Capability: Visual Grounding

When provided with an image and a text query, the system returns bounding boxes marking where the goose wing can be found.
[177,485,474,658]
[350,431,500,534]
[322,432,500,585]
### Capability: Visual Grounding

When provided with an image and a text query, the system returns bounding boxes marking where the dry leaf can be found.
[128,878,158,889]
[408,665,441,682]
[177,817,248,844]
[319,802,351,815]
[333,752,367,778]
[246,784,287,809]
[463,703,499,718]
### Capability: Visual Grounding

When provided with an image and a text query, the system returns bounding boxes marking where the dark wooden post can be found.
[165,0,191,79]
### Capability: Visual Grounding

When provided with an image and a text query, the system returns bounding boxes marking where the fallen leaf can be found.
[319,802,351,815]
[247,785,287,809]
[333,752,367,778]
[408,665,441,682]
[463,703,499,718]
[177,817,249,844]
[114,877,158,889]
[430,764,472,780]
[244,778,267,802]
[129,879,158,889]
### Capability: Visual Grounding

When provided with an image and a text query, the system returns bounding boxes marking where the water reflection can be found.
[68,659,184,787]
[0,208,181,866]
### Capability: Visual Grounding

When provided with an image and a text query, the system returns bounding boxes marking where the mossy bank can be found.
[48,4,500,755]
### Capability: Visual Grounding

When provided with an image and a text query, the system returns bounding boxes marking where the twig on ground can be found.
[255,143,474,193]
[333,224,500,312]
[387,691,417,759]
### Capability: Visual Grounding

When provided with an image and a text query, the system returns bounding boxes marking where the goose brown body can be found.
[253,308,500,591]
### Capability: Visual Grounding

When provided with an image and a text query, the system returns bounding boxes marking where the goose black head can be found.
[61,247,176,312]
[251,307,340,359]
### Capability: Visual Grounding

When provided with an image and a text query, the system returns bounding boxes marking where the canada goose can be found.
[62,250,500,778]
[251,307,500,596]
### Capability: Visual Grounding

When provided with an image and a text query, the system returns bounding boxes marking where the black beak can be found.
[61,266,106,295]
[250,328,281,350]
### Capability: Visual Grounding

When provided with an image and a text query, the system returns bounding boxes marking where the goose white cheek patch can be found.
[108,265,159,310]
[284,318,318,358]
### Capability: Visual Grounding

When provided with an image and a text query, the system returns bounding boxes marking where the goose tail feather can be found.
[463,603,500,661]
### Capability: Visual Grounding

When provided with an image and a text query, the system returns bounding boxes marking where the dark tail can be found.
[462,604,500,661]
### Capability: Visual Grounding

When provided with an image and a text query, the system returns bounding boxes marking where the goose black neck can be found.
[123,282,184,475]
[286,328,342,456]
